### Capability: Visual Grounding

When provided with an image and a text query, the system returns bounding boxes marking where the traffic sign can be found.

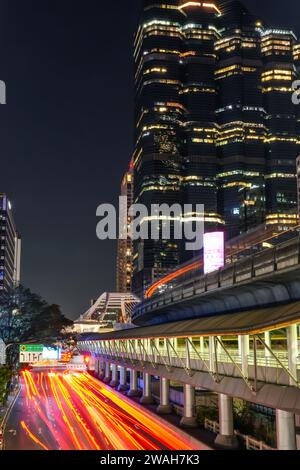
[19,345,44,363]
[19,345,43,353]
[19,351,43,363]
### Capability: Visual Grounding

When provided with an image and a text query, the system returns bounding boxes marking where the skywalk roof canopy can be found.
[78,300,300,341]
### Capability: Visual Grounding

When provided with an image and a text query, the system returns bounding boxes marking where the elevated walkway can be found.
[133,235,300,325]
[79,300,300,414]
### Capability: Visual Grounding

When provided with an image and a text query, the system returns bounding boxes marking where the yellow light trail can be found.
[53,374,101,450]
[48,374,82,450]
[63,373,157,450]
[20,421,49,451]
[20,371,199,451]
[78,373,195,450]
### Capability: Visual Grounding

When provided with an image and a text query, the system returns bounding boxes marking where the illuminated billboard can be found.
[204,232,225,274]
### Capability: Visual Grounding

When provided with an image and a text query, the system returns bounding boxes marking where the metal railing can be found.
[204,419,275,450]
[80,341,300,390]
[204,418,219,434]
[96,345,295,370]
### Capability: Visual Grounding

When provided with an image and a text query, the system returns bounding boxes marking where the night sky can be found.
[0,0,299,320]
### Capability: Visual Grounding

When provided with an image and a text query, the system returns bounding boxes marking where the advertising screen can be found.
[204,232,225,275]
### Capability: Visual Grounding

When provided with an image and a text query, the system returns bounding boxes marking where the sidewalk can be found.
[0,385,21,429]
[0,390,16,450]
[0,393,16,426]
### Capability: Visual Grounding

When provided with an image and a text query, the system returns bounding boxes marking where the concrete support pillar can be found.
[117,366,128,391]
[157,377,172,414]
[209,337,216,373]
[200,337,205,355]
[186,339,191,371]
[140,372,153,404]
[239,335,249,378]
[180,384,197,428]
[97,359,102,377]
[110,364,119,388]
[94,359,99,376]
[264,331,272,359]
[164,339,168,355]
[217,336,222,354]
[215,394,238,449]
[103,362,111,383]
[127,369,139,397]
[287,324,298,383]
[99,360,105,379]
[276,410,297,450]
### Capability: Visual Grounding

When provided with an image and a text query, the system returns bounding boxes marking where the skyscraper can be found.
[217,1,300,234]
[132,0,300,296]
[262,28,299,229]
[0,194,21,291]
[133,0,224,295]
[216,1,266,237]
[116,163,134,293]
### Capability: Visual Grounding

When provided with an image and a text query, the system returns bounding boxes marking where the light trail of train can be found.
[145,224,300,298]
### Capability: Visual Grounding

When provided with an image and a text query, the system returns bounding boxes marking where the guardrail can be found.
[242,435,274,451]
[134,235,300,320]
[204,419,275,450]
[204,418,219,434]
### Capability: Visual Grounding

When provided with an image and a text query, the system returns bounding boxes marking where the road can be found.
[4,370,198,450]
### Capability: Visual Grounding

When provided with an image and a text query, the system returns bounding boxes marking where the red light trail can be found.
[16,370,199,451]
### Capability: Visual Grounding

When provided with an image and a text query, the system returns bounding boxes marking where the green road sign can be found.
[19,344,43,353]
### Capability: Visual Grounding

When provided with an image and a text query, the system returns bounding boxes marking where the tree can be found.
[31,304,73,340]
[0,366,13,406]
[233,399,255,436]
[0,285,73,365]
[0,286,46,345]
[197,404,218,427]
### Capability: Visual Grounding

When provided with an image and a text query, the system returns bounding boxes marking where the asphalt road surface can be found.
[4,370,199,450]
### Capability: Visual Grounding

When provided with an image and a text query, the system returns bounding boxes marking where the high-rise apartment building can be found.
[131,0,300,296]
[0,194,21,291]
[116,163,134,293]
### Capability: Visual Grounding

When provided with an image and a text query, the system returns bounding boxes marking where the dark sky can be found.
[0,0,299,320]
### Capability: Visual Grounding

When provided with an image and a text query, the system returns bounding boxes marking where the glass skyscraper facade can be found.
[116,163,134,293]
[0,194,21,291]
[216,2,266,237]
[132,0,300,296]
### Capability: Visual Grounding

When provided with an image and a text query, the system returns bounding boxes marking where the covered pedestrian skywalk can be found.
[78,301,300,450]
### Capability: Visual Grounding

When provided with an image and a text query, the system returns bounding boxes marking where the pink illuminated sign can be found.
[203,232,225,274]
